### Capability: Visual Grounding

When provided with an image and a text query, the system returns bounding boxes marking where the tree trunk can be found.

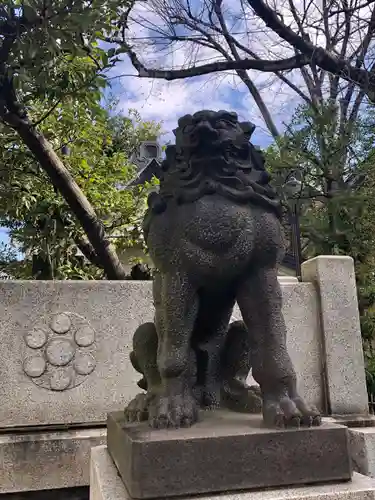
[6,114,127,280]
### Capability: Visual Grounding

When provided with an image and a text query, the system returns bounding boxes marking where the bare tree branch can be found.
[246,0,375,99]
[212,0,280,137]
[329,0,375,16]
[126,48,310,79]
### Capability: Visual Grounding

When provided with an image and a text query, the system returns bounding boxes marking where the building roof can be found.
[127,158,162,187]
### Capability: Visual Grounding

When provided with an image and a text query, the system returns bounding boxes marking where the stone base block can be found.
[350,427,375,478]
[326,416,375,428]
[0,427,106,493]
[91,445,375,500]
[107,411,352,499]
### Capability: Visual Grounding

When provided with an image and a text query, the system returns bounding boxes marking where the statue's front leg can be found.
[149,271,199,429]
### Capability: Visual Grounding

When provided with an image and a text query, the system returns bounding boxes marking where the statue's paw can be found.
[221,382,262,413]
[202,389,221,410]
[263,394,321,428]
[292,395,321,427]
[148,391,198,429]
[124,393,149,423]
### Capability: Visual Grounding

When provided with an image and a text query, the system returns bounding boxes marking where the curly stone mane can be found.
[146,110,281,223]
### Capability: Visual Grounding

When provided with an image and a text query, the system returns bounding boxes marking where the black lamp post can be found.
[283,173,303,280]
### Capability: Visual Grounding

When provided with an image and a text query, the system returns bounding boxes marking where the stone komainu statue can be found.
[125,110,320,429]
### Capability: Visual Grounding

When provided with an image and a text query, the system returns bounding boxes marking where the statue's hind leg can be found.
[148,271,199,429]
[236,266,320,427]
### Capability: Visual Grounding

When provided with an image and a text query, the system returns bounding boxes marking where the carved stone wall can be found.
[0,278,322,429]
[23,312,96,391]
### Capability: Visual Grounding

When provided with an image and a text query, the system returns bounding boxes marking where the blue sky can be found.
[0,228,9,246]
[108,66,291,150]
[107,0,300,147]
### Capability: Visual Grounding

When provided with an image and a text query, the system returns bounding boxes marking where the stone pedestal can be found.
[349,426,375,478]
[301,256,368,415]
[107,411,352,499]
[0,427,106,494]
[91,446,375,500]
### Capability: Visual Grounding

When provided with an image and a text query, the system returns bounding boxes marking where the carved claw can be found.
[262,395,321,428]
[202,389,221,410]
[293,396,321,426]
[148,392,198,429]
[124,393,149,423]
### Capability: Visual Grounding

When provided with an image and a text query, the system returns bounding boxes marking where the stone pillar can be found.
[301,256,368,415]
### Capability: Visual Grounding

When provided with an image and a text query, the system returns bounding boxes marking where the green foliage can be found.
[0,96,161,279]
[266,101,375,400]
[266,102,373,256]
[1,0,127,100]
[0,0,155,280]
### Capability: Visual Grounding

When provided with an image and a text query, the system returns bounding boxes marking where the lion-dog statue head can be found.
[144,110,281,239]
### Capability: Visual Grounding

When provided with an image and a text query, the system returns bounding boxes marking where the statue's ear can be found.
[240,121,256,139]
[161,159,169,172]
[218,110,238,121]
[177,114,193,128]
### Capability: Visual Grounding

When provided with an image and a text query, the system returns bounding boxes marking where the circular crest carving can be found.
[49,368,73,391]
[22,311,97,391]
[24,328,48,349]
[74,353,96,375]
[74,326,95,347]
[50,313,71,334]
[23,355,46,378]
[45,338,76,366]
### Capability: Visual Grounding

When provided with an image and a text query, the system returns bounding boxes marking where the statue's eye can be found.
[216,119,235,128]
[183,124,195,134]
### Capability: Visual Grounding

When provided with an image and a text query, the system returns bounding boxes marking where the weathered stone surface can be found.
[0,279,323,429]
[91,445,374,500]
[0,427,105,494]
[1,416,350,495]
[301,256,368,415]
[349,427,375,478]
[232,281,324,411]
[326,415,375,428]
[2,416,350,495]
[107,411,351,499]
[0,281,152,428]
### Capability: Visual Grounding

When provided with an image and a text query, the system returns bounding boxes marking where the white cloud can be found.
[109,0,372,148]
[110,54,282,145]
[107,0,300,146]
[110,57,298,146]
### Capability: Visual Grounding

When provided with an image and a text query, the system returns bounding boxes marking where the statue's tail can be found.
[130,350,148,390]
[130,322,159,392]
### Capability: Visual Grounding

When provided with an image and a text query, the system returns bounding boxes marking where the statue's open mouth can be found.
[189,140,249,165]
